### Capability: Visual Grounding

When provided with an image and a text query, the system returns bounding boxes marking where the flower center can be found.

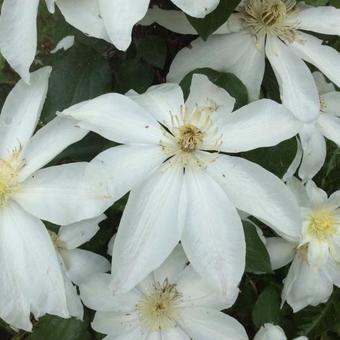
[136,279,182,332]
[177,124,204,152]
[307,209,337,240]
[240,0,298,42]
[0,154,22,208]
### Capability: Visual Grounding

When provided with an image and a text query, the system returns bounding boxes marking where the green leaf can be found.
[41,43,112,124]
[186,0,242,40]
[28,316,91,340]
[137,35,167,69]
[252,285,281,328]
[180,67,248,109]
[243,221,272,274]
[242,138,298,178]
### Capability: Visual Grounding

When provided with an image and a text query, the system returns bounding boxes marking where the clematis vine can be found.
[0,67,111,330]
[61,73,302,299]
[144,2,340,123]
[266,178,340,312]
[80,245,249,340]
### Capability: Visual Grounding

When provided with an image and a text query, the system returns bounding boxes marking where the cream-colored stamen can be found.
[307,209,337,240]
[177,124,204,152]
[136,279,182,332]
[48,230,65,249]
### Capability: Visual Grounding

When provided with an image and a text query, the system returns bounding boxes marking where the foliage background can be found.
[0,0,340,339]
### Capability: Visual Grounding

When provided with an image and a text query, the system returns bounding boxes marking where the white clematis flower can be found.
[0,67,111,330]
[266,178,340,312]
[61,73,301,298]
[254,323,307,340]
[80,245,249,340]
[145,2,340,121]
[49,215,110,320]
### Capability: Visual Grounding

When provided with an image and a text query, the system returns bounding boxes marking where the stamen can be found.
[306,209,337,240]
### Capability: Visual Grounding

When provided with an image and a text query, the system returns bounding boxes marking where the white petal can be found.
[254,324,286,340]
[51,35,75,54]
[45,0,55,13]
[0,202,68,330]
[127,83,184,128]
[14,163,112,225]
[318,114,340,146]
[218,99,300,153]
[111,166,184,293]
[285,177,310,207]
[186,73,235,121]
[61,93,162,144]
[305,180,328,206]
[60,248,110,285]
[298,124,326,180]
[288,32,340,90]
[171,0,219,18]
[282,138,303,182]
[63,274,83,320]
[266,36,320,122]
[208,155,301,241]
[297,6,340,35]
[80,273,141,312]
[103,328,145,340]
[168,31,265,100]
[266,237,296,270]
[19,116,88,181]
[181,168,245,299]
[57,0,109,41]
[178,308,248,340]
[98,0,149,51]
[322,92,340,116]
[0,67,51,159]
[0,0,39,81]
[58,215,106,250]
[282,256,333,312]
[90,145,165,202]
[313,71,335,95]
[161,327,191,340]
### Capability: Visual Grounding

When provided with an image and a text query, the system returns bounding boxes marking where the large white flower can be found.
[0,67,111,330]
[61,73,301,298]
[266,178,340,312]
[145,2,340,122]
[254,323,307,340]
[49,215,110,320]
[80,245,249,340]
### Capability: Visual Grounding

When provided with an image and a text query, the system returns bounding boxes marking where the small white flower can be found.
[48,215,110,320]
[147,2,340,122]
[266,178,340,312]
[61,73,301,298]
[0,67,110,330]
[80,245,249,340]
[254,323,307,340]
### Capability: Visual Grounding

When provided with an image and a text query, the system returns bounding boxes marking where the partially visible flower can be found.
[0,67,111,330]
[80,245,249,340]
[145,3,340,122]
[61,73,301,299]
[49,215,110,319]
[254,323,307,340]
[266,178,340,311]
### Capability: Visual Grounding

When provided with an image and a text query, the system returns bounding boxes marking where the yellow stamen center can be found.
[177,124,204,152]
[136,279,182,332]
[307,209,337,240]
[48,230,65,249]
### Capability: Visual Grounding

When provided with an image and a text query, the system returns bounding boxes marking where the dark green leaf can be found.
[243,221,272,274]
[252,285,281,328]
[186,0,241,40]
[180,67,248,109]
[137,35,167,69]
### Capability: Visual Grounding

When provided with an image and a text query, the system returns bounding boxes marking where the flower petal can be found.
[266,36,320,122]
[178,308,248,340]
[14,163,112,225]
[60,248,110,285]
[286,177,310,207]
[297,6,340,35]
[57,0,109,41]
[208,155,301,241]
[0,0,39,81]
[19,116,88,181]
[58,215,106,250]
[254,324,286,340]
[60,93,162,144]
[322,92,340,116]
[218,99,300,153]
[111,166,184,293]
[181,168,245,300]
[313,71,335,95]
[63,274,83,320]
[266,237,296,270]
[168,31,265,100]
[288,32,340,90]
[318,114,340,146]
[171,0,219,18]
[98,0,149,51]
[0,67,51,159]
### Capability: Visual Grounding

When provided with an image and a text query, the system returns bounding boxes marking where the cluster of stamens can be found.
[48,230,65,249]
[240,0,298,42]
[136,279,182,331]
[306,209,337,240]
